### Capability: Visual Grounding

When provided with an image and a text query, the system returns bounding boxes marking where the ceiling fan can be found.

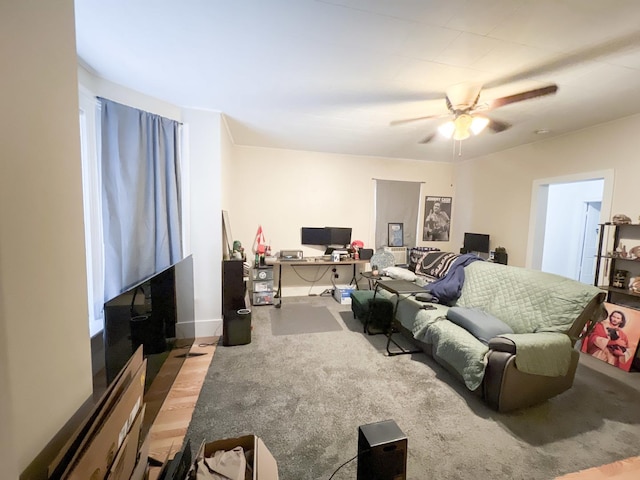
[390,82,558,143]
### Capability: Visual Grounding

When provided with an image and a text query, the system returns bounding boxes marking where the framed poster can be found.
[423,196,452,241]
[581,302,640,372]
[388,223,404,247]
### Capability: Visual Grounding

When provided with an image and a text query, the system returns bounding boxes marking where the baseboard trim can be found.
[176,319,222,339]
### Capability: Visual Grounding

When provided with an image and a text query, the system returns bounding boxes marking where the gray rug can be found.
[270,303,343,336]
[187,296,640,480]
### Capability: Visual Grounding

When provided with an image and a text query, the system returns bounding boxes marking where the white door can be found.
[578,201,601,283]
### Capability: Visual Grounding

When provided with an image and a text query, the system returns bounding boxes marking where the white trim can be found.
[176,319,222,339]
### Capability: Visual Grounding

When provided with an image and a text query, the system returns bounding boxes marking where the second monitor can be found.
[300,226,352,248]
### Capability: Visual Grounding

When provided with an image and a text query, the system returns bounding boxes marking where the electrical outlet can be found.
[334,274,339,279]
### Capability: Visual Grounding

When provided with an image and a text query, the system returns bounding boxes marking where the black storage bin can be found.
[223,308,252,346]
[130,314,166,355]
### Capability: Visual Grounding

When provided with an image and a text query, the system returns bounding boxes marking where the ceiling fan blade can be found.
[486,84,558,110]
[390,113,445,126]
[418,132,437,144]
[484,30,640,90]
[487,118,511,133]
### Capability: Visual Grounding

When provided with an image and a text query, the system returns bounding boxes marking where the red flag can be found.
[253,225,266,254]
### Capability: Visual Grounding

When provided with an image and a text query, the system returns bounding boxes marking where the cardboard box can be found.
[65,359,147,479]
[107,403,145,480]
[333,284,356,304]
[50,347,144,479]
[191,435,279,479]
[129,429,150,480]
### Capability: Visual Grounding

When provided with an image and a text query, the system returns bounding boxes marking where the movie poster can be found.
[581,302,640,372]
[423,196,452,241]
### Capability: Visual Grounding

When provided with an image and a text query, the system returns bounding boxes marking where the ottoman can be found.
[350,290,394,334]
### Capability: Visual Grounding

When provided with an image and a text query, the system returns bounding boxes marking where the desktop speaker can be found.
[357,420,407,480]
[360,248,374,260]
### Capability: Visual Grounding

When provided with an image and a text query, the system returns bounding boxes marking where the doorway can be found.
[527,170,614,283]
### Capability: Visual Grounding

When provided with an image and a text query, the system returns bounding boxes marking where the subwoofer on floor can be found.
[357,419,407,480]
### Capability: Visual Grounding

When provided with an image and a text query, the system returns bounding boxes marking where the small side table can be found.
[374,279,426,356]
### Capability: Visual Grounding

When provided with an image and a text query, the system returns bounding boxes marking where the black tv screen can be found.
[327,227,352,247]
[301,227,330,246]
[463,233,490,253]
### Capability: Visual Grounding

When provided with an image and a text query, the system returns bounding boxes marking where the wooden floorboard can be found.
[555,456,640,479]
[144,336,218,479]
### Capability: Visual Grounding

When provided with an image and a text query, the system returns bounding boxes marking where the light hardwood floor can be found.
[144,338,639,479]
[143,336,218,479]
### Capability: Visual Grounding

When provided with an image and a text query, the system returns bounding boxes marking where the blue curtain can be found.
[100,98,182,301]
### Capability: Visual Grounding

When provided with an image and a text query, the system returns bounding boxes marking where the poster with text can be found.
[423,196,452,241]
[581,302,640,372]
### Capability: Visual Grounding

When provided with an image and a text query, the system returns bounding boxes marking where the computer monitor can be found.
[301,227,330,246]
[327,227,352,247]
[463,233,490,253]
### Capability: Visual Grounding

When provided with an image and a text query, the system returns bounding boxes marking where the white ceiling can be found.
[74,0,640,162]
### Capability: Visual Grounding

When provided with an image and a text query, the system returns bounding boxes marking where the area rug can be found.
[270,304,343,335]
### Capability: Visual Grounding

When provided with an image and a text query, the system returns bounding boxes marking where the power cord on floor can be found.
[328,449,369,479]
[328,453,358,479]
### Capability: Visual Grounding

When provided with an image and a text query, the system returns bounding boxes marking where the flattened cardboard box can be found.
[192,435,279,480]
[107,403,145,480]
[50,347,144,479]
[65,359,147,479]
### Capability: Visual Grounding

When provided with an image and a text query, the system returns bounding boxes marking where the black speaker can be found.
[494,251,508,265]
[222,259,246,314]
[360,248,374,260]
[357,420,407,480]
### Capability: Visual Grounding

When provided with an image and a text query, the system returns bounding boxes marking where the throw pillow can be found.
[383,266,417,282]
[446,306,513,345]
[417,251,460,278]
[408,247,440,272]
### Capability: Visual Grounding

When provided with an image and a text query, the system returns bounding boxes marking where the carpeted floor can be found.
[270,303,343,336]
[186,296,640,480]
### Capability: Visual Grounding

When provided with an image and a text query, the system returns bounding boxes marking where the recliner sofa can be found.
[376,252,607,412]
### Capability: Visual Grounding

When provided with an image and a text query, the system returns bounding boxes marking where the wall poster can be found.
[423,196,452,241]
[581,302,640,372]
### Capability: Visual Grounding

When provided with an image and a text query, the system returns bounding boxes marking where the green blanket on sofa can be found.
[412,261,602,390]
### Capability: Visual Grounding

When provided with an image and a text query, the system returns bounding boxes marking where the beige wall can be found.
[225,145,454,295]
[453,114,640,266]
[1,1,92,476]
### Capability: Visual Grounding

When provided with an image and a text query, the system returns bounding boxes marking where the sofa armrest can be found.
[495,332,572,377]
[488,336,516,354]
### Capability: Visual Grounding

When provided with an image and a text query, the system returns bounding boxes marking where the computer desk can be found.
[274,258,369,308]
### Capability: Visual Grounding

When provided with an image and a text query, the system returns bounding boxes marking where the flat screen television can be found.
[327,227,352,247]
[463,233,490,253]
[301,227,330,246]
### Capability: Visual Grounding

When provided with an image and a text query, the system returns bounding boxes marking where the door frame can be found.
[525,169,614,269]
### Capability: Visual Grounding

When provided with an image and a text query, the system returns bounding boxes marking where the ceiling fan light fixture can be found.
[438,120,456,138]
[452,114,472,140]
[471,116,489,135]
